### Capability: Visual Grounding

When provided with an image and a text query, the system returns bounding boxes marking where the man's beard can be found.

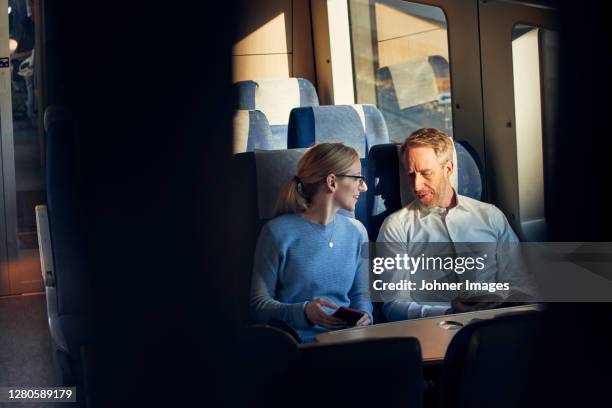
[415,181,449,208]
[417,192,438,208]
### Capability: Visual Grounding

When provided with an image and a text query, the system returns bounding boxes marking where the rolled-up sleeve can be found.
[377,215,450,321]
[383,300,449,321]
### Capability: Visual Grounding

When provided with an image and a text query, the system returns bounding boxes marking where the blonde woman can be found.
[250,142,372,342]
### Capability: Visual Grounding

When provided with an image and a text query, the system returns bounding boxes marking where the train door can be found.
[0,0,45,295]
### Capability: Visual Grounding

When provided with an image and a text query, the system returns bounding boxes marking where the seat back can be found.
[235,78,319,145]
[287,104,389,228]
[366,140,484,240]
[44,106,91,319]
[300,337,423,407]
[237,325,300,407]
[232,149,306,322]
[439,312,541,408]
[232,110,276,153]
[287,104,389,156]
[376,56,452,142]
[237,330,423,407]
[41,105,92,384]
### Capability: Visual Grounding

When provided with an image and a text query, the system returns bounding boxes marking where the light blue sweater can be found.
[250,213,373,342]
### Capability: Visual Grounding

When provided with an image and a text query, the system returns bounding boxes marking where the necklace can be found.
[327,217,336,248]
[302,214,336,248]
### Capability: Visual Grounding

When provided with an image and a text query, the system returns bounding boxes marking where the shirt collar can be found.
[454,191,471,212]
[416,188,470,218]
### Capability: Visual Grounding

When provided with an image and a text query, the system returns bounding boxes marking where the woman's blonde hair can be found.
[274,142,360,216]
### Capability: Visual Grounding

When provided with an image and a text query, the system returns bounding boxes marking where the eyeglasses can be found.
[336,174,367,187]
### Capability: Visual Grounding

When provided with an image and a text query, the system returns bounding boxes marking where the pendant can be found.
[328,241,334,248]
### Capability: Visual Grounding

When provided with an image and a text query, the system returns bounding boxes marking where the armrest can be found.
[35,205,56,287]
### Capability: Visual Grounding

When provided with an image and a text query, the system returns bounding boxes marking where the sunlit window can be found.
[348,0,452,142]
[511,25,558,241]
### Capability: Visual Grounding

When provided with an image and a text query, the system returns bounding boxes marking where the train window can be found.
[348,0,452,142]
[511,25,559,241]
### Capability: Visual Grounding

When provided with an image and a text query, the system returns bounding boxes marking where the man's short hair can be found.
[399,128,453,163]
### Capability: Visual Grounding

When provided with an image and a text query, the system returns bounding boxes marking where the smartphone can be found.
[332,307,366,326]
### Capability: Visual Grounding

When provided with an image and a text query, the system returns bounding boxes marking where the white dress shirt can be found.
[376,191,527,321]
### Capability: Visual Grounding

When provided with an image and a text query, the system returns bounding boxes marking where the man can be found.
[376,128,533,321]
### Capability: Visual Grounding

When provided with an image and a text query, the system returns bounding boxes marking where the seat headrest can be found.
[233,110,277,153]
[254,148,306,220]
[455,141,484,200]
[235,78,319,126]
[287,104,389,158]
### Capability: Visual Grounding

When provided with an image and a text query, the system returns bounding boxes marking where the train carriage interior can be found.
[1,0,611,406]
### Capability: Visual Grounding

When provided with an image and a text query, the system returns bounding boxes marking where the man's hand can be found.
[451,299,501,313]
[305,299,347,329]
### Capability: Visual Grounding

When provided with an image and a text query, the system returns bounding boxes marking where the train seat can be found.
[232,110,275,153]
[235,78,319,146]
[232,148,306,322]
[238,324,300,407]
[238,325,423,407]
[439,312,541,408]
[366,140,484,240]
[35,105,93,385]
[376,56,453,142]
[299,337,423,407]
[287,104,389,228]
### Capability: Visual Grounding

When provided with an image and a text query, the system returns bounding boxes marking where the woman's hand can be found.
[356,312,371,326]
[305,299,347,329]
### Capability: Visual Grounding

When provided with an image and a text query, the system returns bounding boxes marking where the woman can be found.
[250,142,372,342]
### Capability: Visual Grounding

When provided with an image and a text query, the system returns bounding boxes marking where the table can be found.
[314,304,543,362]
